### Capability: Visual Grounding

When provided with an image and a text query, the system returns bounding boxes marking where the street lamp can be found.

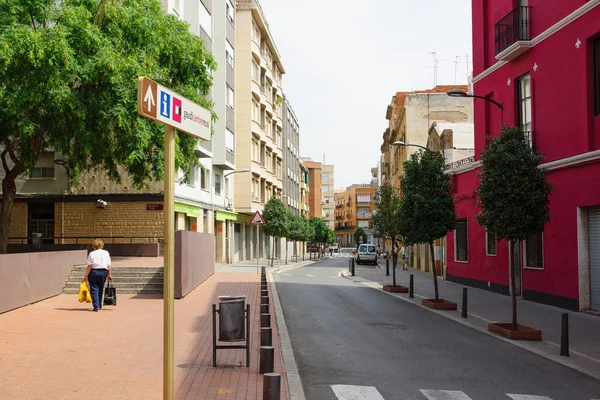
[224,168,251,178]
[392,141,428,151]
[447,89,503,125]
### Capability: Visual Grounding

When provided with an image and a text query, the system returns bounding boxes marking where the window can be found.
[173,0,181,15]
[30,152,55,179]
[252,100,260,121]
[225,129,235,152]
[252,61,260,82]
[525,231,544,269]
[594,38,600,116]
[322,185,329,193]
[200,168,209,190]
[252,139,259,162]
[356,193,371,205]
[185,166,197,187]
[225,0,234,23]
[486,230,497,256]
[225,40,234,67]
[215,173,221,195]
[227,86,234,109]
[252,178,259,201]
[322,173,329,180]
[358,220,369,228]
[252,21,261,43]
[517,74,532,146]
[198,1,211,38]
[455,219,468,262]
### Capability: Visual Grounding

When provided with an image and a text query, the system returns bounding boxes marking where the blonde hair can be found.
[92,239,104,250]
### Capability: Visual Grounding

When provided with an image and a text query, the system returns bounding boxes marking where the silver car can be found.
[356,244,377,265]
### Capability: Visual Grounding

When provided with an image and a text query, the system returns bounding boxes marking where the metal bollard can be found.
[260,327,272,347]
[261,296,269,305]
[409,274,414,298]
[351,258,355,276]
[261,289,268,297]
[261,313,271,328]
[461,288,468,318]
[386,258,389,276]
[263,373,281,400]
[348,258,351,273]
[259,346,275,374]
[260,304,269,314]
[560,313,569,357]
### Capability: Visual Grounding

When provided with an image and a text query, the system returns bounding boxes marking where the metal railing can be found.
[445,156,475,170]
[495,6,532,55]
[356,213,372,219]
[9,236,163,245]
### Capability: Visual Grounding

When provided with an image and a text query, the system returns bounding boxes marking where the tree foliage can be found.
[372,181,402,244]
[353,228,367,246]
[0,0,216,251]
[262,197,289,239]
[476,126,552,241]
[308,217,328,244]
[288,212,309,242]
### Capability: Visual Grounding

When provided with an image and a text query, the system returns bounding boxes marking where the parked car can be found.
[356,244,377,265]
[327,243,340,253]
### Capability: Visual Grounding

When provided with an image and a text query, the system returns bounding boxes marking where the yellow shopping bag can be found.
[78,281,92,303]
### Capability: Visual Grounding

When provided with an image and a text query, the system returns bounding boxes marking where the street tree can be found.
[262,197,289,268]
[398,150,456,302]
[353,228,367,247]
[372,181,403,286]
[287,211,308,263]
[477,126,552,331]
[0,0,216,252]
[308,217,328,256]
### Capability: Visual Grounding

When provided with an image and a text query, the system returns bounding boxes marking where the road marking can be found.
[331,385,385,400]
[306,274,316,277]
[506,395,553,400]
[420,390,473,400]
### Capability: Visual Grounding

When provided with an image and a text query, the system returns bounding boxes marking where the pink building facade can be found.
[446,0,600,311]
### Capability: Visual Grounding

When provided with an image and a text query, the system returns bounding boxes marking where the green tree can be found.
[354,228,367,247]
[308,217,328,256]
[262,197,289,268]
[287,211,310,263]
[372,181,403,286]
[326,228,336,245]
[0,0,216,252]
[477,126,552,330]
[398,150,456,302]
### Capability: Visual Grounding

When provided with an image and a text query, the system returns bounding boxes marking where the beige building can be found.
[234,0,286,259]
[299,160,310,217]
[300,158,322,220]
[321,164,335,228]
[334,184,377,247]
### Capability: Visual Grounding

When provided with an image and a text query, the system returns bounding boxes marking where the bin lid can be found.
[218,295,246,302]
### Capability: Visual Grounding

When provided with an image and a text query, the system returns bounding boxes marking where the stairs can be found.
[63,265,164,295]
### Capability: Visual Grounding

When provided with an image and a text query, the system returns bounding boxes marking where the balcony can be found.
[495,6,533,61]
[445,156,474,171]
[225,149,235,165]
[356,213,372,219]
[194,140,212,158]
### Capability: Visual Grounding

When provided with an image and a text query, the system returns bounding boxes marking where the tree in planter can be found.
[287,212,308,262]
[477,126,552,331]
[0,0,216,252]
[353,228,367,248]
[398,150,456,303]
[262,197,289,268]
[372,181,403,287]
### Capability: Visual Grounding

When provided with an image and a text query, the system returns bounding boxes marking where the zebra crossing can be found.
[330,385,599,400]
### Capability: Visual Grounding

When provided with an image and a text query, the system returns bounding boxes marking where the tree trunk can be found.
[391,235,396,287]
[285,238,288,264]
[271,237,275,268]
[430,241,439,301]
[510,240,518,331]
[0,174,17,254]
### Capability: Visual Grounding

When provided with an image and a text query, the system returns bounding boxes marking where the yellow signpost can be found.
[137,77,211,400]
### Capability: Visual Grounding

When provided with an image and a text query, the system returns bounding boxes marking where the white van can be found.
[356,244,377,265]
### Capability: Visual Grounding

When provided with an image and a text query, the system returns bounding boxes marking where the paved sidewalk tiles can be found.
[0,272,288,400]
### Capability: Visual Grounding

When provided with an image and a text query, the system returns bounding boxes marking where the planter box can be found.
[383,285,408,293]
[488,323,542,341]
[421,298,457,310]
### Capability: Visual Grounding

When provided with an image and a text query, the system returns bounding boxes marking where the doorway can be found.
[509,240,523,296]
[27,202,55,244]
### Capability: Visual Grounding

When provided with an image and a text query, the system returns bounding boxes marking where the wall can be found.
[8,203,28,240]
[174,230,215,298]
[0,250,87,314]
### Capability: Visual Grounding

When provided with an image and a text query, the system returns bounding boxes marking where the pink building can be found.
[446,1,600,311]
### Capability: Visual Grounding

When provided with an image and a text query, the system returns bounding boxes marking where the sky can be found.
[258,0,473,189]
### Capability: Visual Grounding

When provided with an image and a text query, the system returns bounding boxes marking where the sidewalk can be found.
[0,270,289,399]
[348,261,600,380]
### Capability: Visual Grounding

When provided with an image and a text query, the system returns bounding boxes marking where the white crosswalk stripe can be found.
[305,274,317,277]
[331,385,385,400]
[420,390,473,400]
[506,395,554,400]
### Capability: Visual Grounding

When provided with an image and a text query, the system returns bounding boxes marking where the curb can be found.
[270,272,306,400]
[340,269,600,381]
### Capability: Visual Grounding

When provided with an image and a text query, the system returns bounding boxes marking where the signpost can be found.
[251,210,266,274]
[137,77,211,400]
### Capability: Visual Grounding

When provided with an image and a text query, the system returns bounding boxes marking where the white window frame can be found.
[524,231,544,270]
[226,85,234,109]
[198,1,212,38]
[214,172,221,196]
[485,229,497,256]
[225,40,234,67]
[200,167,209,191]
[454,219,469,263]
[225,129,235,152]
[225,0,235,24]
[517,73,532,147]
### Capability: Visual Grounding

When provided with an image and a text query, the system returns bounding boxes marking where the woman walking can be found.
[82,239,112,311]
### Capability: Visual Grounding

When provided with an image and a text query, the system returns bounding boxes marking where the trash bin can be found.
[31,233,43,251]
[218,296,246,342]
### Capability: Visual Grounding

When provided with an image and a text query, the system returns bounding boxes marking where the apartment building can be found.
[321,164,335,228]
[234,0,286,259]
[282,96,301,214]
[447,1,600,311]
[4,0,237,258]
[300,158,322,220]
[334,184,377,247]
[299,160,310,217]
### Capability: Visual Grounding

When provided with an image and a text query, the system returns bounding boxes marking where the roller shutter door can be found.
[589,207,600,311]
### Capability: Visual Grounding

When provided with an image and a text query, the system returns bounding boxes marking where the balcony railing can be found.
[225,148,235,165]
[356,213,372,219]
[445,156,474,170]
[495,6,532,55]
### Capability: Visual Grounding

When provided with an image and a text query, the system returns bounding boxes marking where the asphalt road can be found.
[273,248,600,400]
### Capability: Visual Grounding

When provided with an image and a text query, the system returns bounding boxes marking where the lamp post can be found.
[447,89,503,125]
[391,141,428,152]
